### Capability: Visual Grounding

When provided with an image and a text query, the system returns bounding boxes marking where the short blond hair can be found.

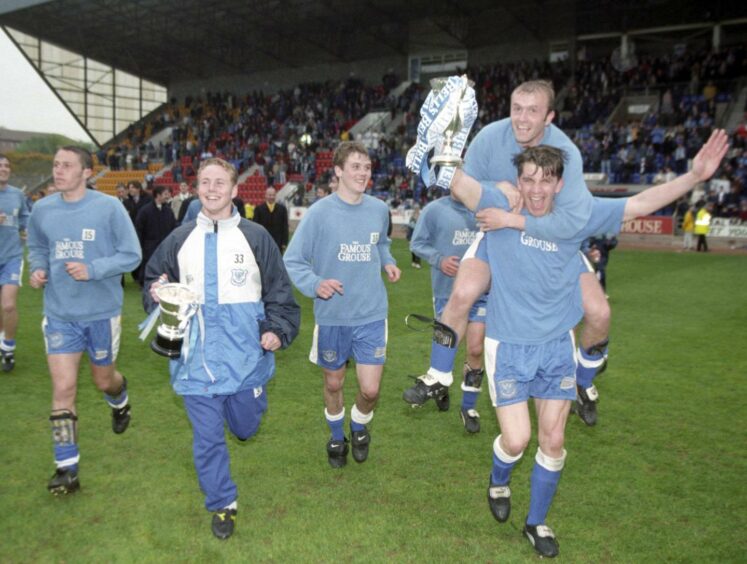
[512,80,555,112]
[198,157,238,185]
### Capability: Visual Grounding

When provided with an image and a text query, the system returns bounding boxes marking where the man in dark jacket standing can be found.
[252,187,289,252]
[135,185,176,285]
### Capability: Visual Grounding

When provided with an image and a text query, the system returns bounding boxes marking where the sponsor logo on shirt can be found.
[520,232,558,252]
[337,241,372,262]
[452,228,476,246]
[54,239,84,260]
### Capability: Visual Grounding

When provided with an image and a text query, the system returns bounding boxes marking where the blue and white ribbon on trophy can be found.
[405,75,478,190]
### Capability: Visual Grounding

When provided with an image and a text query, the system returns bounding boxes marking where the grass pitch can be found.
[0,241,745,562]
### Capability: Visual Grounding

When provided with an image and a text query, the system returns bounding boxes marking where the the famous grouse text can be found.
[453,229,476,246]
[55,239,85,260]
[520,232,558,252]
[338,242,373,262]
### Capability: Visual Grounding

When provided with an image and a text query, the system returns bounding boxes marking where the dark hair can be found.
[0,154,9,163]
[153,185,169,198]
[333,141,370,169]
[512,145,566,179]
[129,180,143,191]
[59,146,93,170]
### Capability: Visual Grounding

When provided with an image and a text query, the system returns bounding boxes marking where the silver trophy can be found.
[151,283,200,358]
[429,77,473,167]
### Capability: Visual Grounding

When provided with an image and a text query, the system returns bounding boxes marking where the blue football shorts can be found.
[433,295,487,324]
[310,319,387,370]
[0,257,23,286]
[485,330,577,407]
[43,315,121,366]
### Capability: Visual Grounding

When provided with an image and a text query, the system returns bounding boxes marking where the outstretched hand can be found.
[691,129,729,182]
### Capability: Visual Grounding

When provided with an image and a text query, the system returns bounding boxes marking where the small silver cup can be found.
[151,283,200,358]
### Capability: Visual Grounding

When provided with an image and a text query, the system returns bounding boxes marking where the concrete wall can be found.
[170,55,408,99]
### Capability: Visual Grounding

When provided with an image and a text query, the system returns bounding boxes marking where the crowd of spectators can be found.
[94,44,747,219]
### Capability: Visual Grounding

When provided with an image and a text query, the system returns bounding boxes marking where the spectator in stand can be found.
[252,187,289,252]
[694,200,713,252]
[682,204,696,251]
[115,182,134,216]
[170,181,190,219]
[134,185,176,286]
[177,182,198,225]
[233,195,247,219]
[315,184,331,203]
[126,181,151,223]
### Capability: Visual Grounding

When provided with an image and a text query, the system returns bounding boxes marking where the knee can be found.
[449,286,477,313]
[1,301,16,316]
[466,339,483,362]
[500,432,530,457]
[538,428,566,456]
[324,375,345,395]
[235,420,261,442]
[358,382,380,404]
[584,294,610,328]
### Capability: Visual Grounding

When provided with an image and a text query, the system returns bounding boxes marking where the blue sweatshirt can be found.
[464,118,593,241]
[477,185,625,344]
[284,193,395,326]
[410,196,478,299]
[0,185,29,262]
[27,190,141,321]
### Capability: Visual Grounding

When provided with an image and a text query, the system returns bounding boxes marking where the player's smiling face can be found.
[335,152,371,199]
[510,91,554,148]
[198,164,237,220]
[518,163,563,217]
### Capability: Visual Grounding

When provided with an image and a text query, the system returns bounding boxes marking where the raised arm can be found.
[450,169,482,211]
[623,129,728,221]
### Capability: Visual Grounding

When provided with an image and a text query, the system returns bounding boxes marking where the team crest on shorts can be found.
[322,350,338,363]
[560,376,575,390]
[231,269,248,286]
[374,346,386,358]
[48,332,65,349]
[498,379,517,399]
[94,349,108,361]
[82,229,95,241]
[370,232,379,244]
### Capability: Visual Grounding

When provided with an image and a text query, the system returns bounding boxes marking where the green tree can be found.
[16,133,93,154]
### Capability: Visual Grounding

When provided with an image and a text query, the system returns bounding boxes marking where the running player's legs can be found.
[440,257,490,344]
[575,268,610,426]
[579,271,609,349]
